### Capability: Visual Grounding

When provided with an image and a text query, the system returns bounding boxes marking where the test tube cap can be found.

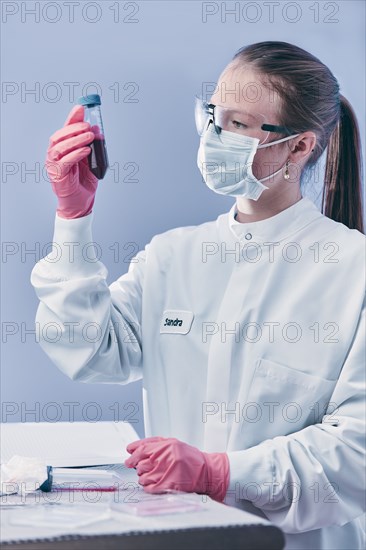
[77,94,101,106]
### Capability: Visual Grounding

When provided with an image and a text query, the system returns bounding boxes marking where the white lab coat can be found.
[31,197,366,549]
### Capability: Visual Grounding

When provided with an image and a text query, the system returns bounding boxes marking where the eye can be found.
[232,120,248,129]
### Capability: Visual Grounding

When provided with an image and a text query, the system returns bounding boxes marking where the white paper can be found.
[0,421,139,467]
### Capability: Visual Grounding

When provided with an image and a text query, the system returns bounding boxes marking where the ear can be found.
[289,131,316,159]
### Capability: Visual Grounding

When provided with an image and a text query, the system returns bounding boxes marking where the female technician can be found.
[31,42,365,549]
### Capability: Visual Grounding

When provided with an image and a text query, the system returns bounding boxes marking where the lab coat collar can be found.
[225,196,322,243]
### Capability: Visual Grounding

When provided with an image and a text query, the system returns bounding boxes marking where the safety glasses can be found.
[195,96,297,145]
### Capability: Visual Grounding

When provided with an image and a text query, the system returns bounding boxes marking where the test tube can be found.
[77,94,109,180]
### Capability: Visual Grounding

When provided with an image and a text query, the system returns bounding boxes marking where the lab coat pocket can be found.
[241,357,337,445]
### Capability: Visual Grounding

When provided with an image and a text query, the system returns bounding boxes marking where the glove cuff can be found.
[202,452,230,503]
[57,194,95,219]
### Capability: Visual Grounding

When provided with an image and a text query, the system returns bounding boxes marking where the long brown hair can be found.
[226,41,364,233]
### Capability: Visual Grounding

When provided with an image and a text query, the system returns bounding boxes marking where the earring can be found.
[284,160,290,180]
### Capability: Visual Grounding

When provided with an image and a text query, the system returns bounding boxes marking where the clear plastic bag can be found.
[8,502,110,529]
[110,490,208,517]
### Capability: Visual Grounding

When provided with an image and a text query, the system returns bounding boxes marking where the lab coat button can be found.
[245,233,252,240]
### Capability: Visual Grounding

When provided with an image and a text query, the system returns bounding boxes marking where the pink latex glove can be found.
[45,105,98,219]
[124,436,230,503]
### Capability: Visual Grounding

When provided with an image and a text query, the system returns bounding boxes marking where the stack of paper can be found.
[0,421,139,467]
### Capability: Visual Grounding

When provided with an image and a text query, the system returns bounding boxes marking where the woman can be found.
[31,41,365,549]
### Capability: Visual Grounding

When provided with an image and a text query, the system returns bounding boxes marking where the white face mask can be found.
[197,125,300,200]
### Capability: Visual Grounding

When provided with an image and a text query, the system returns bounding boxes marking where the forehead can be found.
[210,66,281,121]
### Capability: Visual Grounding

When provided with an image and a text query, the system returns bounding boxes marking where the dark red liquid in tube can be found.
[77,95,109,180]
[89,136,109,180]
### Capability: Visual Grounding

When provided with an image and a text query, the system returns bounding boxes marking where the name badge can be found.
[160,310,194,335]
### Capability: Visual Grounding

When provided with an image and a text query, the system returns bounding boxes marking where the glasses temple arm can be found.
[261,123,296,136]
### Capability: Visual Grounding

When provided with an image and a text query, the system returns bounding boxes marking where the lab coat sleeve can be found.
[226,296,366,534]
[30,212,146,384]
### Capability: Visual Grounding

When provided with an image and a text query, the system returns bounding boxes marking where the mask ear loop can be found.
[257,133,300,149]
[258,132,301,183]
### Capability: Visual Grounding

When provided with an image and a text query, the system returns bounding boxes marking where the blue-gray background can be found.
[1,1,365,437]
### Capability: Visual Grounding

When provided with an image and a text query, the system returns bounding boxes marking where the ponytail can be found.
[323,95,364,233]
